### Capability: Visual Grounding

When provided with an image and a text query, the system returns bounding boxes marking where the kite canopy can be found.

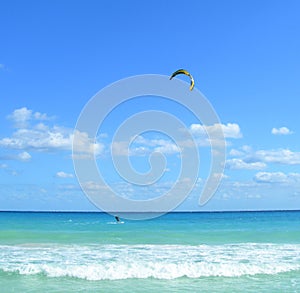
[170,69,195,91]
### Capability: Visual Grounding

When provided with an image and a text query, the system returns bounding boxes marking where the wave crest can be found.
[1,244,300,280]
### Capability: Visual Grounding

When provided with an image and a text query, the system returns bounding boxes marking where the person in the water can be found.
[115,216,120,222]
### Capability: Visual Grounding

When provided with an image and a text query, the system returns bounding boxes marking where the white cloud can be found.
[8,107,51,128]
[229,149,244,157]
[1,108,104,158]
[254,171,286,183]
[189,124,206,136]
[256,149,300,165]
[226,158,266,170]
[221,123,242,138]
[272,127,293,135]
[0,151,31,162]
[56,171,74,178]
[111,136,180,157]
[212,172,229,179]
[17,151,31,161]
[137,136,180,154]
[72,130,104,158]
[253,171,300,184]
[190,123,242,139]
[9,107,32,127]
[0,127,72,151]
[111,141,131,156]
[152,139,180,154]
[33,111,49,120]
[81,181,110,191]
[112,123,238,158]
[229,146,300,167]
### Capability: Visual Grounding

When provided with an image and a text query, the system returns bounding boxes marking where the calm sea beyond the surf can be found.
[0,211,300,292]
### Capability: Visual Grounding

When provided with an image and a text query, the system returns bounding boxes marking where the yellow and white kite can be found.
[170,69,195,91]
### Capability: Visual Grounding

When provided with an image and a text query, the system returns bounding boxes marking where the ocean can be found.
[0,211,300,292]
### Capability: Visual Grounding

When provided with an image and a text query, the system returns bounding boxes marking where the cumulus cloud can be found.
[151,139,180,154]
[111,141,130,156]
[228,146,300,168]
[111,123,239,158]
[254,172,286,183]
[134,136,180,153]
[221,123,242,138]
[0,151,31,162]
[111,136,180,157]
[72,130,104,158]
[253,171,300,184]
[229,149,245,157]
[8,107,52,128]
[56,171,74,178]
[272,127,293,135]
[190,123,242,139]
[0,126,72,151]
[1,108,104,159]
[17,151,31,161]
[256,149,300,165]
[226,158,266,170]
[81,181,110,192]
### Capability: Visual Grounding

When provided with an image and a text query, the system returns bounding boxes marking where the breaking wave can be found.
[1,243,300,280]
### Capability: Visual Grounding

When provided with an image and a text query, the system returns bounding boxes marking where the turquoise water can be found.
[0,211,300,292]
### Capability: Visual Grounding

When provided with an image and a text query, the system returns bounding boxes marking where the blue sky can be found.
[1,0,300,211]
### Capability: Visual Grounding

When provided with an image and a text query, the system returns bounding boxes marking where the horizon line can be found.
[1,209,300,213]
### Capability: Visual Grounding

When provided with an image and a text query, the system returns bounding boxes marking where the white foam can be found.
[107,221,125,225]
[1,243,300,280]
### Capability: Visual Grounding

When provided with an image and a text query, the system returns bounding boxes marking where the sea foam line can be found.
[1,243,300,280]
